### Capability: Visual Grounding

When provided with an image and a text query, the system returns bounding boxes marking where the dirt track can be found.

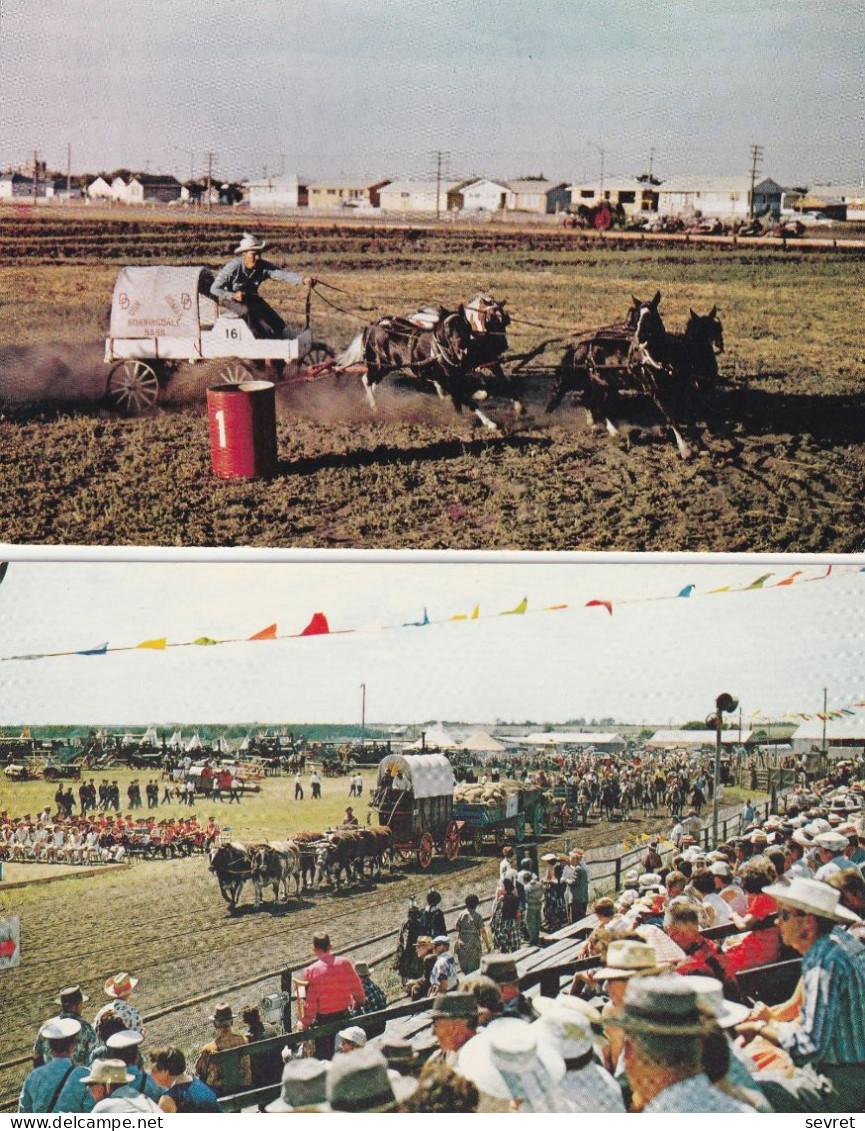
[0,804,685,1106]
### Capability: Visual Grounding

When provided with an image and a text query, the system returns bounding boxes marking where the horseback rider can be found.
[211,234,316,339]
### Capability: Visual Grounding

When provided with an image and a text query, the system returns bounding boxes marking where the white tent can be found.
[142,724,158,745]
[458,730,506,753]
[185,731,202,753]
[168,729,183,749]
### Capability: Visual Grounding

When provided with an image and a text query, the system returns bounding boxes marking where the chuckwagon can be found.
[369,752,462,869]
[103,266,333,414]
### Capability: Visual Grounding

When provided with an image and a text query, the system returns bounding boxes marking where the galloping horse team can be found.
[334,288,725,458]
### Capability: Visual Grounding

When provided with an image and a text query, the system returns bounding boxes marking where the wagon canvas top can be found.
[377,752,455,798]
[109,266,217,339]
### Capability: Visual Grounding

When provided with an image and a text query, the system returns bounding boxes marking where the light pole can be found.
[587,140,606,194]
[711,692,739,846]
[360,682,366,750]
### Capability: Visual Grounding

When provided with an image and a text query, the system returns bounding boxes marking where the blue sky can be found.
[0,558,860,726]
[1,0,861,185]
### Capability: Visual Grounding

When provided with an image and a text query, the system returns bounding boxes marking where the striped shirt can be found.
[778,928,865,1066]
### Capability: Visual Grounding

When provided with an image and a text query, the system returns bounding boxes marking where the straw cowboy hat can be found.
[814,831,849,853]
[532,1007,594,1063]
[234,233,268,255]
[607,974,713,1036]
[763,876,861,923]
[265,1058,328,1113]
[680,975,749,1029]
[324,1048,418,1112]
[592,940,669,981]
[104,973,138,998]
[80,1059,135,1086]
[337,1025,368,1049]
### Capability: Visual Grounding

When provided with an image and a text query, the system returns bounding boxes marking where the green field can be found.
[1,214,862,550]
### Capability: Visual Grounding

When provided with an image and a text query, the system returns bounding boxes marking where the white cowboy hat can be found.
[814,831,848,852]
[234,233,268,255]
[532,1008,593,1060]
[265,1058,328,1113]
[763,876,860,922]
[40,1017,82,1040]
[455,1017,565,1103]
[103,973,138,998]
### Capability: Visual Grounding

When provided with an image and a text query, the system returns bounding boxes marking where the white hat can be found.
[638,873,662,891]
[593,940,667,981]
[337,1025,367,1049]
[324,1048,417,1112]
[532,1007,593,1060]
[792,829,813,847]
[814,831,848,852]
[106,1030,144,1050]
[40,1017,82,1041]
[235,233,268,255]
[617,890,639,907]
[709,861,732,877]
[80,1059,134,1086]
[456,1017,565,1103]
[680,975,749,1028]
[763,876,861,923]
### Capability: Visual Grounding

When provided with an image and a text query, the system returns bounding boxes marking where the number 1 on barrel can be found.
[215,409,227,448]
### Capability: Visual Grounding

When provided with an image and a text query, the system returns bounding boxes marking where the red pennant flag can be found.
[301,613,330,636]
[586,599,613,616]
[774,571,803,587]
[249,624,277,641]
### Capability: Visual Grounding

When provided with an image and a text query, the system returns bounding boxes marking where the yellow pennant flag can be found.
[500,597,528,616]
[137,638,166,650]
[194,637,218,646]
[453,604,481,621]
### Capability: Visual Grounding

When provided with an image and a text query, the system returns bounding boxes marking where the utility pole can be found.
[360,683,366,749]
[822,686,828,756]
[205,151,215,213]
[748,143,764,219]
[32,149,39,204]
[67,143,71,194]
[431,150,450,220]
[587,140,605,193]
[648,146,655,181]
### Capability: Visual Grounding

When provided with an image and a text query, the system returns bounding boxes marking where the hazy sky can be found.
[1,0,861,185]
[0,558,861,727]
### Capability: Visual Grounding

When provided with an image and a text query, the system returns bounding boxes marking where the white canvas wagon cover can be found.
[377,752,454,799]
[109,266,218,338]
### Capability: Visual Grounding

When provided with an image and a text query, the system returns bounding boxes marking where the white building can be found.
[505,179,569,214]
[126,175,182,204]
[247,174,306,211]
[646,729,753,749]
[568,178,661,216]
[656,176,783,220]
[458,178,510,212]
[86,176,112,199]
[378,180,460,214]
[791,715,865,757]
[520,731,627,753]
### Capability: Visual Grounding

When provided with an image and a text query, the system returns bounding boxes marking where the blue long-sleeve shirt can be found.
[778,928,865,1066]
[211,256,303,301]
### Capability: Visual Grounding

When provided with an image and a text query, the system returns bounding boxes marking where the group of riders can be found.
[0,810,222,866]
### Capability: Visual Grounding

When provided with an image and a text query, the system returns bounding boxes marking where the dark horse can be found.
[547,292,722,459]
[335,294,521,430]
[209,842,254,913]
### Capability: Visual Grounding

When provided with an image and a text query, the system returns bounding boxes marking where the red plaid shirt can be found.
[301,953,365,1026]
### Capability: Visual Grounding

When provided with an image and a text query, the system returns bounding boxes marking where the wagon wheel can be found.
[443,820,461,861]
[560,802,574,829]
[303,342,335,368]
[106,360,161,416]
[43,766,58,781]
[417,832,434,870]
[217,361,256,385]
[472,830,485,856]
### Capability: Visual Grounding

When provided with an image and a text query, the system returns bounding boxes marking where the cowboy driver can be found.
[211,233,316,339]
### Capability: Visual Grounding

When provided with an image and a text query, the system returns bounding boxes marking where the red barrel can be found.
[206,381,278,479]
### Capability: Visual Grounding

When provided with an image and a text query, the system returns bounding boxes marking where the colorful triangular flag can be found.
[301,613,330,636]
[249,624,277,641]
[77,642,108,656]
[677,585,695,598]
[137,638,166,650]
[194,637,218,646]
[586,599,613,615]
[500,598,528,616]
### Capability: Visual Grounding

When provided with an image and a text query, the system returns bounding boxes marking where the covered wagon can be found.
[369,752,462,869]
